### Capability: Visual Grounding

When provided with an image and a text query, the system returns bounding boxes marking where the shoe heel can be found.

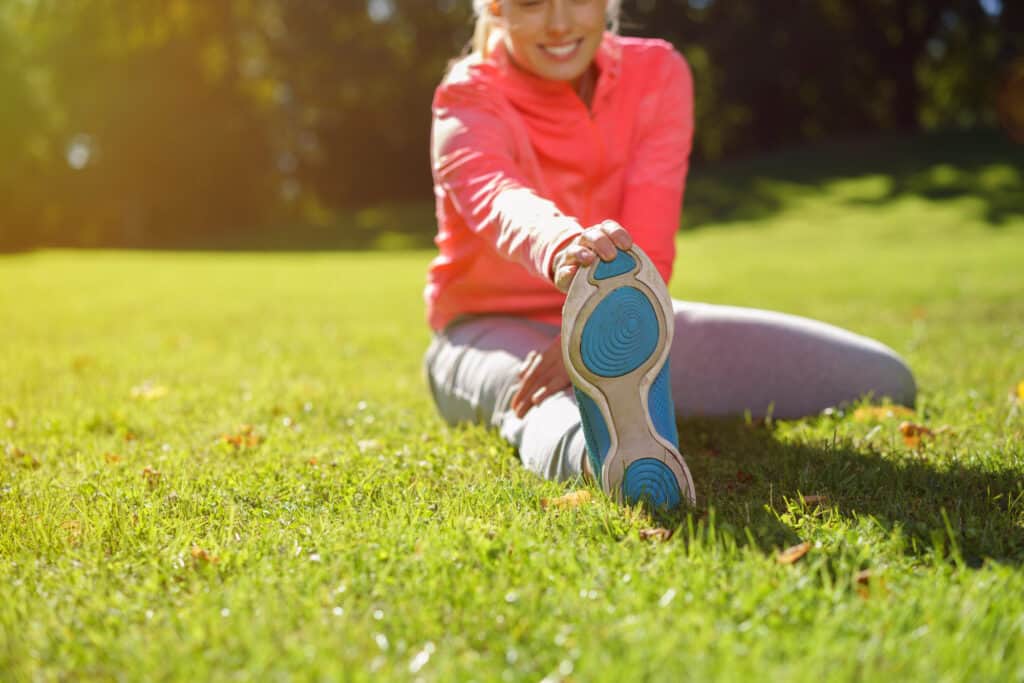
[621,458,683,509]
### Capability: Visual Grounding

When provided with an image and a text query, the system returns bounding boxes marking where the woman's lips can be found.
[539,39,582,62]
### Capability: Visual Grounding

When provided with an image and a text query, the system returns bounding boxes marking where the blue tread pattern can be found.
[593,251,637,280]
[580,287,658,378]
[622,459,682,509]
[574,388,611,485]
[648,362,679,447]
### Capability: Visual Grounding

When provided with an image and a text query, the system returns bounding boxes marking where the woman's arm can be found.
[618,49,695,283]
[432,82,585,284]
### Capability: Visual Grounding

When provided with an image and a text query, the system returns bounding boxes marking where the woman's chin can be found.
[528,58,592,85]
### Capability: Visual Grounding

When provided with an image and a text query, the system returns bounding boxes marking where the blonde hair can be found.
[471,0,622,58]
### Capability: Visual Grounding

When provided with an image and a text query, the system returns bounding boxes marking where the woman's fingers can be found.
[579,226,617,261]
[530,383,561,408]
[551,221,633,291]
[512,353,545,416]
[600,220,633,251]
[579,221,633,262]
[554,263,578,292]
[518,350,538,378]
[510,336,571,418]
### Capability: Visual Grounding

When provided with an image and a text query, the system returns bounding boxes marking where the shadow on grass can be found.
[653,417,1024,567]
[683,127,1024,230]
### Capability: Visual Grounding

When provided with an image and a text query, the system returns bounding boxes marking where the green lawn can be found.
[2,133,1023,681]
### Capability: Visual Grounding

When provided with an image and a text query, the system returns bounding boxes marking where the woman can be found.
[423,0,916,508]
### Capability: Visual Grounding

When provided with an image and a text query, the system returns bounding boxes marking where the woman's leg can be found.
[669,301,917,419]
[424,316,588,481]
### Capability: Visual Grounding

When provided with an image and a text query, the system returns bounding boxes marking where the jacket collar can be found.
[485,31,621,103]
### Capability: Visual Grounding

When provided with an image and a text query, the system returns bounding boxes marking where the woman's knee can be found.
[866,346,917,407]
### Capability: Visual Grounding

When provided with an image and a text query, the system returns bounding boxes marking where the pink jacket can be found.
[426,33,694,331]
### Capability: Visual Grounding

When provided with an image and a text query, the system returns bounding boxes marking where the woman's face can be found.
[497,0,607,87]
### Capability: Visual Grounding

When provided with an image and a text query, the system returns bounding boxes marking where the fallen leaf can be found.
[7,447,40,469]
[190,546,220,564]
[736,469,755,485]
[220,424,262,449]
[60,520,82,545]
[853,405,915,422]
[639,528,673,542]
[899,421,934,448]
[541,490,592,510]
[307,457,319,466]
[131,381,168,401]
[104,452,122,464]
[777,541,811,565]
[141,465,162,488]
[856,570,889,599]
[802,494,828,506]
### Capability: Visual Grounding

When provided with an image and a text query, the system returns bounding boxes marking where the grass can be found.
[1,132,1023,681]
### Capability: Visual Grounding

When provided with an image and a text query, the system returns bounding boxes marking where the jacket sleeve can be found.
[618,49,695,283]
[431,81,584,282]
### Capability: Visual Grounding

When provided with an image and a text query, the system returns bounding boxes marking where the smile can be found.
[539,39,582,61]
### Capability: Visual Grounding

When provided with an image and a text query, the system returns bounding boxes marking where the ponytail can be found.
[471,0,496,58]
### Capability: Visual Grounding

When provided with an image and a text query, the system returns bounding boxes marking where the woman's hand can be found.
[510,335,570,418]
[551,220,633,292]
[512,221,633,417]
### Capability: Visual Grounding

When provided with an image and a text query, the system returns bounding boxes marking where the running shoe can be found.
[561,245,696,509]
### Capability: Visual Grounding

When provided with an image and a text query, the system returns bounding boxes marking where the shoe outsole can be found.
[562,246,696,509]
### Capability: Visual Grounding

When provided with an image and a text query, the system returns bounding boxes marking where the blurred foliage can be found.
[0,0,1020,249]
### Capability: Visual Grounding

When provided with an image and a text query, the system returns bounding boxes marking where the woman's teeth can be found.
[542,41,579,58]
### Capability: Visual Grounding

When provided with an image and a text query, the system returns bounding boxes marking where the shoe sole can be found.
[561,246,696,509]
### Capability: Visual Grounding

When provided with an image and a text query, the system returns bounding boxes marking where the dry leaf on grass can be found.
[853,405,915,422]
[104,452,122,464]
[639,528,673,542]
[802,495,828,506]
[60,520,83,544]
[777,541,811,565]
[540,490,592,510]
[190,546,220,564]
[899,421,931,447]
[221,424,262,449]
[7,447,40,469]
[899,421,939,447]
[141,466,162,488]
[855,569,882,599]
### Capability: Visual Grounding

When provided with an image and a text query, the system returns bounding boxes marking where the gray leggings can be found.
[424,300,916,482]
